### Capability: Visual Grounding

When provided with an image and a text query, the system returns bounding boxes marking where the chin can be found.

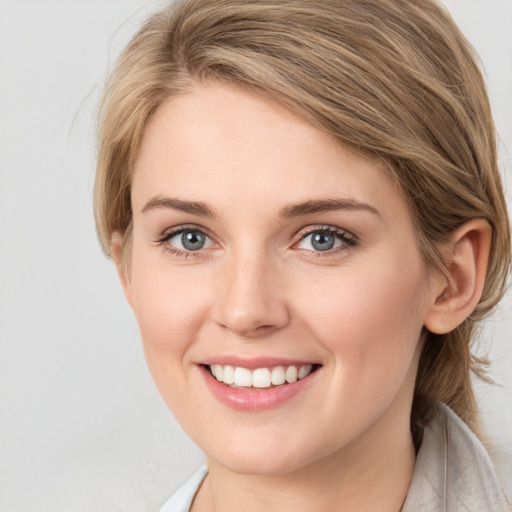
[212,451,310,476]
[202,430,326,477]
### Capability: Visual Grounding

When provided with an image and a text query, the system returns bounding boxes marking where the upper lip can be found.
[200,356,321,369]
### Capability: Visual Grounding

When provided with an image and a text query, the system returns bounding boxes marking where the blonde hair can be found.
[95,0,511,445]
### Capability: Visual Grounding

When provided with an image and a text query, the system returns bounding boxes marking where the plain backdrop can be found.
[0,1,511,511]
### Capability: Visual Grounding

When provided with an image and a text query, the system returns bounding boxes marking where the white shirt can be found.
[159,466,207,512]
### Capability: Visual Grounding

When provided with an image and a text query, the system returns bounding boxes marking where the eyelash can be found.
[155,225,213,258]
[155,224,358,258]
[293,225,357,256]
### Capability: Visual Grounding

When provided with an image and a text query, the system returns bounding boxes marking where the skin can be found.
[113,83,490,512]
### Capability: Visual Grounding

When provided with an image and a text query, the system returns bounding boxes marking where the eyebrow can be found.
[279,198,381,218]
[141,196,216,217]
[141,196,381,219]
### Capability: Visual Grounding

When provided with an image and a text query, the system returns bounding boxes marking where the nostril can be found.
[215,282,291,329]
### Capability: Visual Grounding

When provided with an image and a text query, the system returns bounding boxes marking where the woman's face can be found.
[123,83,437,475]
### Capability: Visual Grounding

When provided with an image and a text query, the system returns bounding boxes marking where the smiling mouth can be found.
[205,363,320,389]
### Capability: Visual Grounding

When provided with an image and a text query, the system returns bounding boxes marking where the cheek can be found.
[129,264,215,424]
[129,254,211,373]
[294,252,429,391]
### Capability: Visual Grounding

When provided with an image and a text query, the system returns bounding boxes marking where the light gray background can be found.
[0,1,510,511]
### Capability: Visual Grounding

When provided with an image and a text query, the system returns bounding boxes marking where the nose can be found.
[212,251,290,338]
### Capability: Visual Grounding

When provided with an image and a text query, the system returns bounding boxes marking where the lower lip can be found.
[199,365,319,411]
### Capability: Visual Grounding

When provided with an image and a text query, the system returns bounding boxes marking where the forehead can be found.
[132,83,407,223]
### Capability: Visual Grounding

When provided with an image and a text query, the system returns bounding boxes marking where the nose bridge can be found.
[214,243,289,337]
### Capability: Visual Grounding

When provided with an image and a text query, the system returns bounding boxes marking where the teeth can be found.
[252,368,271,388]
[223,365,235,385]
[298,364,313,379]
[234,367,252,387]
[271,366,286,385]
[285,365,298,383]
[213,364,223,381]
[208,363,315,388]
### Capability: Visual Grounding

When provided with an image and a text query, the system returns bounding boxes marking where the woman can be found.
[94,0,511,510]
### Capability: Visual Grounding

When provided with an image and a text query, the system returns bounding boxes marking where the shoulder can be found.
[402,402,511,512]
[159,466,208,512]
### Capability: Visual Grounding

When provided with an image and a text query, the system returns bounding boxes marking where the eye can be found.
[159,227,214,252]
[296,227,356,253]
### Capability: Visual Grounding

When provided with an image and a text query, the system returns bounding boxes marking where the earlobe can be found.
[424,219,491,335]
[111,231,134,307]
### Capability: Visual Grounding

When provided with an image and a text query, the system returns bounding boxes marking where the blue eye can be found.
[163,228,213,252]
[297,228,355,253]
[310,232,336,251]
[181,231,206,250]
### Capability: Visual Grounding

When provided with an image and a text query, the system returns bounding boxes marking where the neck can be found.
[192,399,416,512]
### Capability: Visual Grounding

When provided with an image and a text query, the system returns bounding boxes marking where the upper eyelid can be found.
[158,224,215,241]
[294,224,357,241]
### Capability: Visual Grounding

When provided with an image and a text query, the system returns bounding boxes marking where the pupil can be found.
[312,232,334,251]
[182,231,205,250]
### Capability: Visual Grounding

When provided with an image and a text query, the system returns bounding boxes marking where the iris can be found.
[182,231,206,250]
[311,232,335,251]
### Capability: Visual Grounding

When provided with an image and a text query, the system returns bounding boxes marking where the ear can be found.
[424,219,491,335]
[111,231,134,308]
